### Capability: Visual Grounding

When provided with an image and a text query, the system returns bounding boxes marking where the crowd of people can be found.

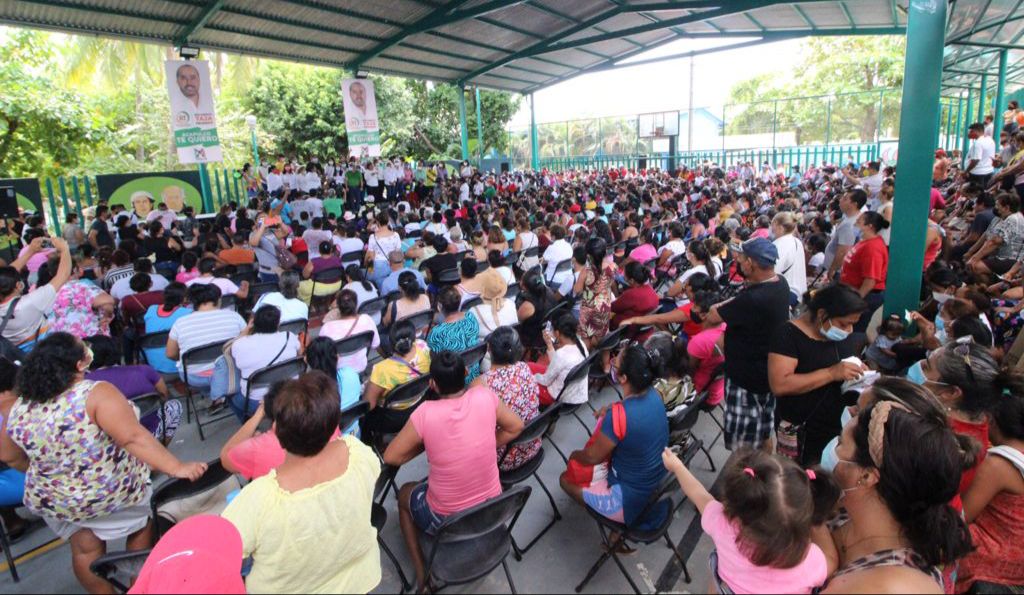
[0,115,1022,594]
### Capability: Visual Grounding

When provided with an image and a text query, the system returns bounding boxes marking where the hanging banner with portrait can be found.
[95,171,204,215]
[165,59,223,164]
[341,78,382,159]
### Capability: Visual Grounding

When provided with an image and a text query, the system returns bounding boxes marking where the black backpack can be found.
[0,297,26,364]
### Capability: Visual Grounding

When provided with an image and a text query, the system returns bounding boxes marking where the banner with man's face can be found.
[165,60,223,164]
[341,79,381,158]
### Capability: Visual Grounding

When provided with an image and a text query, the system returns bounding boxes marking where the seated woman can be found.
[684,290,727,406]
[384,351,524,593]
[253,270,309,323]
[363,321,432,440]
[47,255,117,339]
[305,337,361,435]
[468,270,518,342]
[319,290,380,376]
[142,282,193,374]
[958,391,1024,592]
[611,261,659,331]
[473,327,541,471]
[298,241,342,304]
[817,380,975,594]
[222,372,382,594]
[0,358,27,539]
[558,344,669,532]
[84,335,183,444]
[428,286,481,382]
[381,271,431,329]
[529,313,589,407]
[341,265,381,325]
[516,268,558,355]
[225,305,302,421]
[129,515,245,595]
[455,257,486,307]
[488,249,515,286]
[220,381,288,480]
[0,333,206,595]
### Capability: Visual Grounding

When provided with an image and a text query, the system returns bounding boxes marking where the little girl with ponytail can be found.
[662,447,840,594]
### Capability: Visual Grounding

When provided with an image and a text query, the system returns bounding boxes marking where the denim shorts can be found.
[410,482,447,535]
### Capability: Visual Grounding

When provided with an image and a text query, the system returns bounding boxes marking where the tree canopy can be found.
[0,27,521,179]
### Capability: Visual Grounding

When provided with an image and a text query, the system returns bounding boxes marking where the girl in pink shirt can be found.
[662,448,840,594]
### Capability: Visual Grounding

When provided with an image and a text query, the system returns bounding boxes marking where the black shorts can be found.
[983,256,1016,275]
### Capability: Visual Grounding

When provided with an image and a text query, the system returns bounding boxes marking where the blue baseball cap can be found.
[737,237,778,267]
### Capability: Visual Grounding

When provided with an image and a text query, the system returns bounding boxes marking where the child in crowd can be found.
[176,251,200,284]
[662,447,839,594]
[865,314,906,372]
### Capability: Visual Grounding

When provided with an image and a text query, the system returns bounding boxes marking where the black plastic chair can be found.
[358,296,388,321]
[279,318,308,336]
[542,300,570,325]
[546,259,572,286]
[573,440,702,594]
[219,294,237,310]
[417,485,532,593]
[396,310,433,338]
[242,356,307,419]
[129,391,167,441]
[180,340,232,441]
[135,330,169,367]
[435,267,461,286]
[230,263,258,285]
[90,549,151,593]
[457,342,488,371]
[588,326,627,404]
[668,389,716,471]
[545,350,602,461]
[151,459,234,538]
[505,283,520,302]
[499,405,564,558]
[341,249,365,265]
[368,374,432,454]
[460,296,483,312]
[340,400,370,434]
[334,330,375,362]
[248,281,279,305]
[309,267,343,314]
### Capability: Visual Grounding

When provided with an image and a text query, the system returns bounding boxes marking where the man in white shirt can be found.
[542,225,573,286]
[843,161,883,206]
[383,160,400,201]
[305,193,324,219]
[186,257,249,300]
[459,180,470,203]
[965,122,996,187]
[110,259,170,301]
[303,169,321,193]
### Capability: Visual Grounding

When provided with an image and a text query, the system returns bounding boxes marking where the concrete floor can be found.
[0,382,728,594]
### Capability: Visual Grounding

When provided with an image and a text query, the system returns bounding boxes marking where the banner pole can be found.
[199,164,213,213]
[45,179,61,235]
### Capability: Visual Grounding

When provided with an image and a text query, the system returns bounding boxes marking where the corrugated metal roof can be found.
[0,1,1017,94]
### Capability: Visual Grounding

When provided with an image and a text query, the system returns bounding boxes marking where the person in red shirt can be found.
[840,211,890,332]
[611,262,659,332]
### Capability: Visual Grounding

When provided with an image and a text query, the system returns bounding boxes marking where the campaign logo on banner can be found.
[166,60,223,164]
[341,79,382,158]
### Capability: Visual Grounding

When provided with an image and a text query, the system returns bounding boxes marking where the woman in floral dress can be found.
[573,237,616,350]
[48,257,116,339]
[476,326,540,471]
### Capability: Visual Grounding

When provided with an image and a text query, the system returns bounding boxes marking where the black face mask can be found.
[689,309,703,324]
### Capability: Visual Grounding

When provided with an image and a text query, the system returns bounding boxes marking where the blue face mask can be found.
[820,436,842,473]
[935,317,949,344]
[821,320,850,342]
[907,360,928,385]
[841,406,853,427]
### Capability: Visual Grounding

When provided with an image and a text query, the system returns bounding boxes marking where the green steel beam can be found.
[948,7,1024,44]
[980,73,989,118]
[458,85,469,160]
[838,1,857,29]
[949,40,1024,49]
[351,0,484,69]
[216,4,381,44]
[475,87,484,166]
[791,4,817,30]
[886,0,947,317]
[175,0,227,46]
[744,12,766,32]
[891,0,900,27]
[622,0,839,11]
[996,49,1009,125]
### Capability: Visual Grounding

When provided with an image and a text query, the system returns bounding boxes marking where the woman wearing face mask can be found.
[767,285,868,465]
[816,379,976,594]
[905,339,1023,494]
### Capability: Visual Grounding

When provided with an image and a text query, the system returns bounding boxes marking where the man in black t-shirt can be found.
[421,235,456,294]
[88,205,114,250]
[707,238,791,451]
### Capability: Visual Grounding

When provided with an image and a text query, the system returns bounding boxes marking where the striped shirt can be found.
[168,309,246,374]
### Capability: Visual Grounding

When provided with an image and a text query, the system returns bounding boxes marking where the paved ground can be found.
[0,381,727,594]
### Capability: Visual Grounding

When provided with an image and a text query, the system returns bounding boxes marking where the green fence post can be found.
[979,73,989,122]
[474,87,483,168]
[885,0,947,318]
[45,179,61,235]
[954,95,964,156]
[71,175,84,220]
[212,169,222,207]
[198,164,213,214]
[458,84,469,161]
[57,177,71,222]
[83,176,94,207]
[234,175,243,204]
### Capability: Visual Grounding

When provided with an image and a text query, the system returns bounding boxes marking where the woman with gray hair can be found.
[772,211,807,303]
[253,270,309,323]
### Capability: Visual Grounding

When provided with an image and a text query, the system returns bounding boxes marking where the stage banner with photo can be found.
[165,60,223,164]
[0,178,44,214]
[341,78,381,158]
[95,171,204,215]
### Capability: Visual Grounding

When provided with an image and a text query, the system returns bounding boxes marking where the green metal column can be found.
[955,95,964,154]
[198,164,213,214]
[962,88,974,167]
[474,87,483,168]
[458,84,469,161]
[996,49,1009,130]
[884,0,947,318]
[529,93,539,171]
[979,73,989,122]
[875,89,884,156]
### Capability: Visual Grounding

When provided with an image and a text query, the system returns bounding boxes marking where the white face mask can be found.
[932,291,953,305]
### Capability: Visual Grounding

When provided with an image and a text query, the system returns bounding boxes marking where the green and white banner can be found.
[165,60,223,164]
[342,78,382,159]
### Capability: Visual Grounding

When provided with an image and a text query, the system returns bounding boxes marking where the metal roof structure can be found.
[0,1,1019,94]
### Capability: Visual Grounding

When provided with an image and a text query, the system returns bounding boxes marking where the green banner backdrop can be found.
[94,171,205,215]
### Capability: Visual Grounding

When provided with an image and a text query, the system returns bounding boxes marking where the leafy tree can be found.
[726,36,906,144]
